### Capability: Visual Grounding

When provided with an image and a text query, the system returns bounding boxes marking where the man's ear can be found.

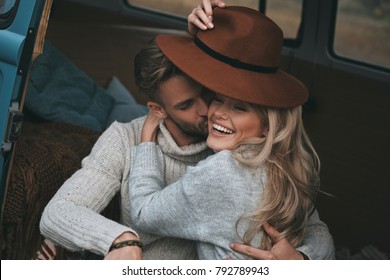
[147,102,167,119]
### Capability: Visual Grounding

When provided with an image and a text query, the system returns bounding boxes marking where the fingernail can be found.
[208,22,214,28]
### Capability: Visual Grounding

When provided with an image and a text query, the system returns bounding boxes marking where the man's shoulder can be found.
[106,116,146,135]
[94,116,147,150]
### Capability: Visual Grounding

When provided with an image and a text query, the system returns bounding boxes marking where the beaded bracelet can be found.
[109,240,144,252]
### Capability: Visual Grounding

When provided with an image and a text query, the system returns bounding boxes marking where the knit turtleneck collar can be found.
[157,122,213,165]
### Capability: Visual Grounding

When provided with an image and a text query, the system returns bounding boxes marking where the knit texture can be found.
[3,122,101,259]
[39,116,213,258]
[130,142,266,259]
[129,143,335,259]
[39,116,335,259]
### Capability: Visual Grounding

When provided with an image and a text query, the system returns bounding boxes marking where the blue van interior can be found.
[0,0,389,259]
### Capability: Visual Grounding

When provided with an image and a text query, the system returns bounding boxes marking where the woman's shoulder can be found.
[193,150,236,170]
[198,150,266,179]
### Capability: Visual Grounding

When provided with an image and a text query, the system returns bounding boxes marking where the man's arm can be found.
[230,211,335,260]
[296,210,336,259]
[40,122,137,256]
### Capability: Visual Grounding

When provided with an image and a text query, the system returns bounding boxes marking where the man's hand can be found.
[230,222,305,260]
[104,245,142,260]
[188,0,226,36]
[104,232,143,260]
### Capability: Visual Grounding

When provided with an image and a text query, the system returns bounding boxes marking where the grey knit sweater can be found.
[40,116,335,259]
[130,142,266,259]
[129,142,335,259]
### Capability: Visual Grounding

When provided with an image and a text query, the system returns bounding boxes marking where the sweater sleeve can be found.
[129,142,232,243]
[296,210,336,259]
[40,122,138,256]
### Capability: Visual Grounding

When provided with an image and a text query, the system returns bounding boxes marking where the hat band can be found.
[194,36,278,73]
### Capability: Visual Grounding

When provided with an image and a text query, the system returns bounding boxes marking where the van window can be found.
[264,0,303,39]
[127,0,258,17]
[126,0,302,40]
[333,0,390,69]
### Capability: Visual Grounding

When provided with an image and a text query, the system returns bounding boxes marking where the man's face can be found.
[159,75,210,143]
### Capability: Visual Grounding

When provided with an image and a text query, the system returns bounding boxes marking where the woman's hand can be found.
[188,0,226,36]
[230,222,305,260]
[141,110,162,143]
[104,232,143,260]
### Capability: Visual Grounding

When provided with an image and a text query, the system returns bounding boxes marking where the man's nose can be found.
[197,97,209,116]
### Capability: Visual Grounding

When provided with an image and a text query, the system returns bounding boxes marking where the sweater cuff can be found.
[298,250,310,260]
[296,246,312,260]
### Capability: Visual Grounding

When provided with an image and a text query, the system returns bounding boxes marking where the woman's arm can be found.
[129,142,204,241]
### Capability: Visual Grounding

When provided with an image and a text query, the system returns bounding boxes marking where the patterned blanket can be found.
[1,121,102,259]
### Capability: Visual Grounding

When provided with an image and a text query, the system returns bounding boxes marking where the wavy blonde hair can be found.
[233,106,320,250]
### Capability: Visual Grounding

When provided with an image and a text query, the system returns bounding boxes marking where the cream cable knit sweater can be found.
[40,116,213,259]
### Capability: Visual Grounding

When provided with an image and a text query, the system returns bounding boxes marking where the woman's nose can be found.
[214,105,229,119]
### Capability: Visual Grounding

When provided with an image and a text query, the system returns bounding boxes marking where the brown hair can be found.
[134,38,183,105]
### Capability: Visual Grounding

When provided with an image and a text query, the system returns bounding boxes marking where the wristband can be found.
[109,240,143,252]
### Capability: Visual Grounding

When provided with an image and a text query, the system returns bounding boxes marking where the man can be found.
[40,3,335,260]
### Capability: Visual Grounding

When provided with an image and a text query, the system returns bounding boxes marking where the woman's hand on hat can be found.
[229,222,305,260]
[188,0,226,36]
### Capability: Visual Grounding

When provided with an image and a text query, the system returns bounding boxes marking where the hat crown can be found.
[156,6,308,108]
[196,6,283,68]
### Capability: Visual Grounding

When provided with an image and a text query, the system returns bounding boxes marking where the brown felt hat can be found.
[156,6,308,108]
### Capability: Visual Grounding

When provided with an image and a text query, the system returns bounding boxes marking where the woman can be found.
[128,6,322,259]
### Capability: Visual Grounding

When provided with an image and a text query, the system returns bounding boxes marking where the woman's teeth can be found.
[213,123,234,134]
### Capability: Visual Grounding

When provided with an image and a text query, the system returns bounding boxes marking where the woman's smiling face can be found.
[206,94,266,151]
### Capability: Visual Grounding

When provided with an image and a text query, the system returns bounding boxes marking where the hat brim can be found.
[157,35,308,108]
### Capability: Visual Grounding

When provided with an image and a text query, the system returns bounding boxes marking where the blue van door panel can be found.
[0,0,50,220]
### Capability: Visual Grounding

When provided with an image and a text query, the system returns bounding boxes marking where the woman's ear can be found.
[147,102,167,119]
[262,127,269,137]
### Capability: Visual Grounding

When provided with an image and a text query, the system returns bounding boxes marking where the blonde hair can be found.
[233,106,320,250]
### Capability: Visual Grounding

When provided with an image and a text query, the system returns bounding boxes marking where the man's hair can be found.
[134,38,183,105]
